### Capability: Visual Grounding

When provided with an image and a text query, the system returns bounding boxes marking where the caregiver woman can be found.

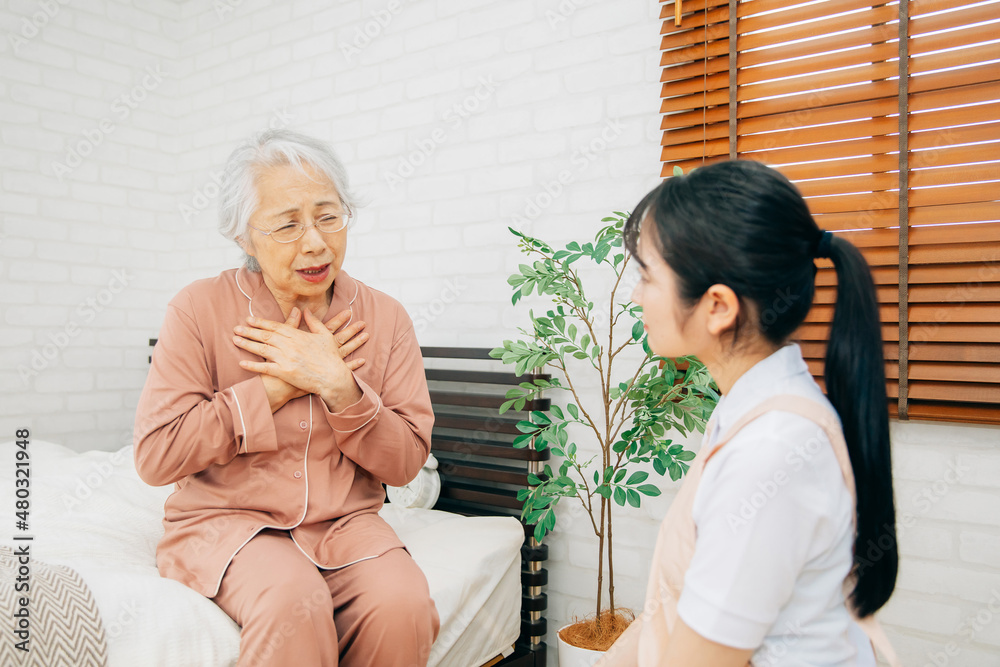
[134,129,439,666]
[597,161,899,666]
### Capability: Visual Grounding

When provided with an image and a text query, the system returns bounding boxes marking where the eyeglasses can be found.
[249,208,353,244]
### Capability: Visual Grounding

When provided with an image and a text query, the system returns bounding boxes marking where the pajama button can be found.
[299,420,308,429]
[293,471,302,479]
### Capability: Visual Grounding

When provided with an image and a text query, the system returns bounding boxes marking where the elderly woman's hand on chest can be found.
[233,305,369,413]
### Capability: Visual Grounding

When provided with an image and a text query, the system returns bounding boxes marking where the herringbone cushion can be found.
[0,545,108,667]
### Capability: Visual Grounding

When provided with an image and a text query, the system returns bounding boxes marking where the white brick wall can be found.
[1,1,998,664]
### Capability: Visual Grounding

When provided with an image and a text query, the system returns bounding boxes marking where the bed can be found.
[0,439,524,667]
[0,346,549,666]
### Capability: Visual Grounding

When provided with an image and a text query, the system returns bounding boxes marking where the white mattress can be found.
[0,440,523,667]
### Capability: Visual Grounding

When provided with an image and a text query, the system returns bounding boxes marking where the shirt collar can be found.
[709,343,812,441]
[235,266,358,325]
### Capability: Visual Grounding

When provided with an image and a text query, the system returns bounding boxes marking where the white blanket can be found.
[0,440,523,667]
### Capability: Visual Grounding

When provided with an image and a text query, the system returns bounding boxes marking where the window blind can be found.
[659,0,1000,424]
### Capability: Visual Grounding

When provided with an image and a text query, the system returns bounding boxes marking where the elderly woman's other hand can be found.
[234,306,369,413]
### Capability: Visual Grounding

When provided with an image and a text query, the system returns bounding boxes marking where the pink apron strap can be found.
[704,394,901,667]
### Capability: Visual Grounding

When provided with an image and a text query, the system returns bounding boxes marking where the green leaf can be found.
[613,468,626,483]
[515,421,537,434]
[613,486,626,506]
[534,522,547,543]
[596,484,612,499]
[668,460,682,482]
[549,405,564,420]
[567,403,579,419]
[673,165,683,176]
[626,489,641,508]
[568,323,577,340]
[632,320,644,341]
[626,471,649,485]
[531,411,551,425]
[638,484,662,497]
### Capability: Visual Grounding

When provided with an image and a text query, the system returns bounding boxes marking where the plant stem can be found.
[608,500,615,615]
[553,357,603,445]
[609,360,651,440]
[595,494,606,626]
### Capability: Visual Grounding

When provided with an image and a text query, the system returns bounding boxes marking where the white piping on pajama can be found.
[210,397,315,598]
[230,387,249,454]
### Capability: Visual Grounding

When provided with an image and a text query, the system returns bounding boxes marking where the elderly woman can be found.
[134,129,439,666]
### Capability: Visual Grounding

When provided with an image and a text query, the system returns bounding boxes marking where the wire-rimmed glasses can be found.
[249,207,353,244]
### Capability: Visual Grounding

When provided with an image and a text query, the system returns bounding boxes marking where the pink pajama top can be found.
[133,267,433,598]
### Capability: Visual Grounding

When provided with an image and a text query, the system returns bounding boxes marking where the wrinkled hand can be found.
[233,307,368,413]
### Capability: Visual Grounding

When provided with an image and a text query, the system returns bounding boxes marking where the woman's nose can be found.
[630,283,642,305]
[299,222,326,250]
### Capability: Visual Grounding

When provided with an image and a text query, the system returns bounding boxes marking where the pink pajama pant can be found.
[212,529,440,667]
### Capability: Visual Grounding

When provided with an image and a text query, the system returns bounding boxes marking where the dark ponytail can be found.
[624,160,897,617]
[824,235,897,617]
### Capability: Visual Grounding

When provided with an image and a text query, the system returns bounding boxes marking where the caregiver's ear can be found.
[701,283,742,336]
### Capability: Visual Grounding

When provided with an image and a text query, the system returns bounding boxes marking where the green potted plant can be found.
[490,212,718,664]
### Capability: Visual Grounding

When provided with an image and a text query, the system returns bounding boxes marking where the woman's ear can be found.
[239,233,256,258]
[702,284,741,337]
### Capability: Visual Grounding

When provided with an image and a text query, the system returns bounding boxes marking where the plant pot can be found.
[557,623,605,667]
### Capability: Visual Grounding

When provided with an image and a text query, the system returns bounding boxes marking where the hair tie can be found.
[813,230,834,259]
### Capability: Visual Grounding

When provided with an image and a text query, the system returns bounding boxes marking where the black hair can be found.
[625,160,896,617]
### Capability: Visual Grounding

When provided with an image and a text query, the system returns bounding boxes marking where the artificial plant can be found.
[489,212,718,639]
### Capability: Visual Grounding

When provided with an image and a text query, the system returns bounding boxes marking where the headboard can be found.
[421,346,549,667]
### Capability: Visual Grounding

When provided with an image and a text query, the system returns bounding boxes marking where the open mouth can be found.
[296,264,331,283]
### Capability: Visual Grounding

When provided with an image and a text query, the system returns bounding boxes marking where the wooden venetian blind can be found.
[659,0,1000,424]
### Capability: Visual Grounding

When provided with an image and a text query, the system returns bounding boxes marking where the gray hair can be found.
[218,129,357,272]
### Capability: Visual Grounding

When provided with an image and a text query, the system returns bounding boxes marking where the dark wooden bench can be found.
[422,347,549,667]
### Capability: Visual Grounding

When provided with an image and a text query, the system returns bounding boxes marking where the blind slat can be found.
[738,116,898,153]
[739,0,892,35]
[738,4,898,52]
[738,23,898,69]
[909,41,1000,77]
[661,105,729,130]
[738,81,899,119]
[738,61,899,101]
[738,42,898,86]
[909,102,1000,132]
[910,1,1000,35]
[909,62,1000,94]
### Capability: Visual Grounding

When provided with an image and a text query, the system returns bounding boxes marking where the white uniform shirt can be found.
[676,344,876,666]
